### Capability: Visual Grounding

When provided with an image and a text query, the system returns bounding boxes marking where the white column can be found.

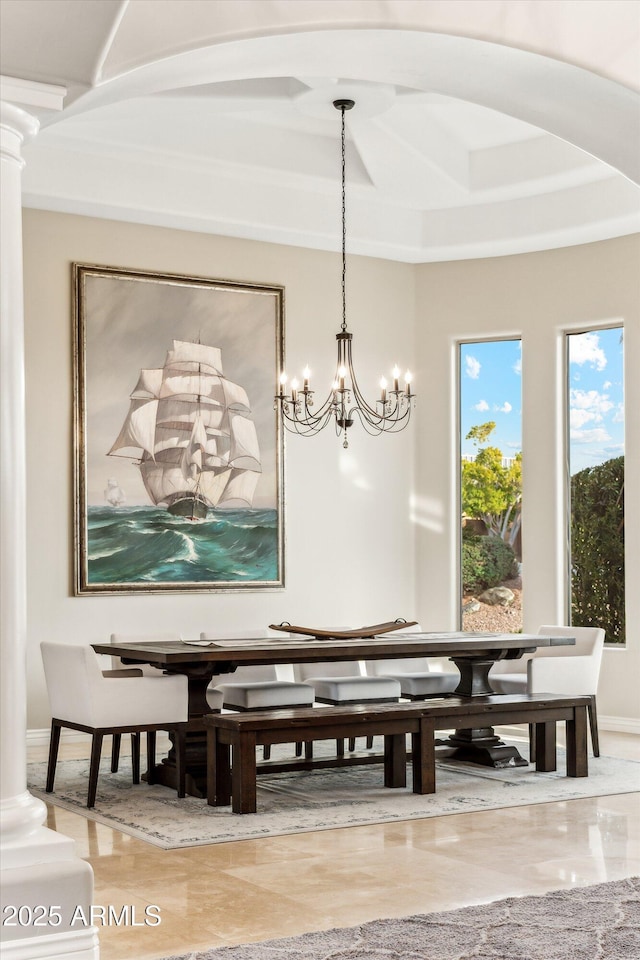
[0,78,98,960]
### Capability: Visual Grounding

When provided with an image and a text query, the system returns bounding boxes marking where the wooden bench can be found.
[203,693,590,813]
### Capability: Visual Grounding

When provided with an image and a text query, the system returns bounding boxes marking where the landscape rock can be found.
[478,586,515,607]
[462,599,481,613]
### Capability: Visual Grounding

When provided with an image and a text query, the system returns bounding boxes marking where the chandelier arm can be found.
[349,403,413,435]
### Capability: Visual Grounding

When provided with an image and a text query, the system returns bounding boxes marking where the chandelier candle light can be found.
[275,99,415,448]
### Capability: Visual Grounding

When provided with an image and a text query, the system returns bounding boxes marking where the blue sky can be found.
[460,339,522,460]
[568,327,625,475]
[460,329,624,475]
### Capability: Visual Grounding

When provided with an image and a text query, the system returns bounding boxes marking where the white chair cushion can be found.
[41,642,189,728]
[215,681,314,710]
[205,686,224,711]
[304,675,401,704]
[392,672,459,697]
[489,673,527,695]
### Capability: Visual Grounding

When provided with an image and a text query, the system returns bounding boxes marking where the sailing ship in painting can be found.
[104,478,126,507]
[108,340,261,520]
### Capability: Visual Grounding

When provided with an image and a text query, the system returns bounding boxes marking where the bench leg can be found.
[207,730,231,806]
[384,733,407,788]
[566,706,589,778]
[411,719,436,795]
[232,732,258,814]
[534,721,557,772]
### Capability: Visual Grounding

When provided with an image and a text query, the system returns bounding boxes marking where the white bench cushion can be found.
[304,675,401,704]
[391,672,459,697]
[215,680,314,710]
[490,673,527,695]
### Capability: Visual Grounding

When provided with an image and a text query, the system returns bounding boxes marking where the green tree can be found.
[461,421,522,549]
[571,455,624,643]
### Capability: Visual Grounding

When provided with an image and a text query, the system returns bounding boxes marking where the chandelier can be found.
[275,98,415,449]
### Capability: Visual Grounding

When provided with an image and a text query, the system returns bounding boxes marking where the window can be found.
[459,340,522,631]
[567,327,625,643]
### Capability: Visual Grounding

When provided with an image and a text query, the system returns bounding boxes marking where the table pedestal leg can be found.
[445,726,529,768]
[145,675,213,797]
[440,656,529,768]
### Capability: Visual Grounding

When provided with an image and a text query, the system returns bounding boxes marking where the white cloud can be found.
[513,357,522,375]
[570,388,614,426]
[474,399,489,411]
[495,401,512,413]
[465,355,481,379]
[603,380,612,390]
[612,403,625,424]
[570,408,594,429]
[569,332,607,371]
[570,427,611,444]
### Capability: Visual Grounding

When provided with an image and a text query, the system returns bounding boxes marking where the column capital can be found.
[0,101,39,166]
[1,75,66,161]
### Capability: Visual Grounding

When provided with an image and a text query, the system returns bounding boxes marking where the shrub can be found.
[571,456,625,643]
[462,532,517,594]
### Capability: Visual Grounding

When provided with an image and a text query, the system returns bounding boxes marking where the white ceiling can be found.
[2,0,639,262]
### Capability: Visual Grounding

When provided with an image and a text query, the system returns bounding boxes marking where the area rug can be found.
[157,877,640,959]
[28,741,640,850]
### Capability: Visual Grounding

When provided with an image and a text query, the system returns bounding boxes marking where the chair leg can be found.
[146,731,156,784]
[304,741,313,760]
[366,736,374,749]
[175,728,186,799]
[88,732,104,808]
[263,745,271,760]
[588,694,600,757]
[46,722,62,793]
[131,732,141,784]
[336,738,345,757]
[348,737,356,752]
[295,741,303,757]
[111,733,122,773]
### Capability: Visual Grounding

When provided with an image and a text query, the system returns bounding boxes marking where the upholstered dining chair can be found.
[202,630,314,759]
[41,641,189,807]
[364,621,459,699]
[106,632,187,771]
[489,624,605,756]
[293,639,402,755]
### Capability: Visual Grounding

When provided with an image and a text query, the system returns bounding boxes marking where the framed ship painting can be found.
[73,263,285,594]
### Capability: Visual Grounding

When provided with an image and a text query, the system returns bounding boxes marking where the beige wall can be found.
[23,210,416,729]
[415,236,640,725]
[23,212,638,729]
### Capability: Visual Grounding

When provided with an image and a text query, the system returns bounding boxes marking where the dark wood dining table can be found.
[93,631,574,797]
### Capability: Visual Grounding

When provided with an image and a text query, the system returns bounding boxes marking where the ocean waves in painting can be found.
[87,506,279,584]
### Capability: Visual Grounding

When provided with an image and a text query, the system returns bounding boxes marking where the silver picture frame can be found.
[73,263,285,594]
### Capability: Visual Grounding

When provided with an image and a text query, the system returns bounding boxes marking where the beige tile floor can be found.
[31,731,639,960]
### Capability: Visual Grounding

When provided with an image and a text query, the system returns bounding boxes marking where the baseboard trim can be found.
[495,715,640,740]
[599,715,640,735]
[27,728,91,748]
[0,926,99,960]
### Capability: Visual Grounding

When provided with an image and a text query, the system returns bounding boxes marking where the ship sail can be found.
[108,340,262,518]
[104,478,126,507]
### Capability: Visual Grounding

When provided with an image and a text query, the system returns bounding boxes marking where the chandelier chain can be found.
[341,104,347,334]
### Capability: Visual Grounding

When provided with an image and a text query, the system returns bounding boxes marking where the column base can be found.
[0,859,98,959]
